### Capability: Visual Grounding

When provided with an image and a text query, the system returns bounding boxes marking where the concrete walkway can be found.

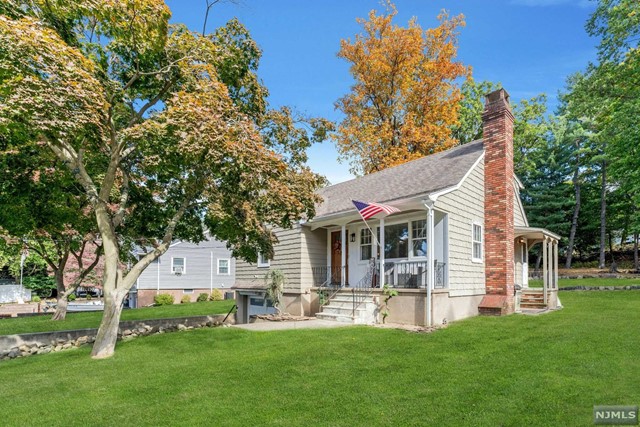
[233,319,350,331]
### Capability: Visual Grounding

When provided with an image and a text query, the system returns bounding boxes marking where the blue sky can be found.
[166,0,598,184]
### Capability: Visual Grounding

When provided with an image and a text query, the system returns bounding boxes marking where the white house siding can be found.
[434,161,485,297]
[136,238,235,291]
[234,226,303,292]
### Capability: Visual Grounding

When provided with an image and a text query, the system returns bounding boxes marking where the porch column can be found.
[542,237,548,305]
[424,200,435,327]
[341,225,346,287]
[326,228,331,283]
[379,218,385,287]
[553,240,559,289]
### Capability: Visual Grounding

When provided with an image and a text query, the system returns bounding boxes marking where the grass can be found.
[0,300,235,336]
[529,277,640,288]
[0,291,639,426]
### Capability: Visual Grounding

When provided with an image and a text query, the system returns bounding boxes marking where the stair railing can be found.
[351,258,378,316]
[312,266,341,307]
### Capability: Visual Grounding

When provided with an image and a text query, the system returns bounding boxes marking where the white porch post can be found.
[424,200,435,327]
[379,218,385,286]
[542,237,548,305]
[326,228,331,283]
[553,240,559,289]
[341,225,346,287]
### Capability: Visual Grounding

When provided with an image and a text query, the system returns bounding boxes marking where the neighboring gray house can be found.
[136,233,235,306]
[234,89,561,325]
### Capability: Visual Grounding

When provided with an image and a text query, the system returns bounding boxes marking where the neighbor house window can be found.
[257,252,270,268]
[172,257,186,274]
[218,258,230,275]
[381,223,409,259]
[411,219,427,257]
[360,228,372,261]
[472,223,483,262]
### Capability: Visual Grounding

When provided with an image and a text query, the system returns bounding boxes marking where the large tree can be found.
[334,2,470,175]
[0,1,328,358]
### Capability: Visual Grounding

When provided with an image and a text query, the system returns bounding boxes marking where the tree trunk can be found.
[609,232,617,273]
[52,270,68,321]
[634,233,639,272]
[90,290,125,359]
[565,168,581,269]
[598,161,607,269]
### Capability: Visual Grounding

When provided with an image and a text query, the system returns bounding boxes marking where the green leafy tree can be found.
[0,2,329,358]
[451,78,499,144]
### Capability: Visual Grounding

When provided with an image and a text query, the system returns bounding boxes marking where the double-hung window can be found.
[472,223,483,262]
[411,219,427,257]
[257,252,270,268]
[360,228,372,261]
[218,258,230,275]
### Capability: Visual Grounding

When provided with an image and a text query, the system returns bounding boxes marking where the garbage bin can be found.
[224,291,234,300]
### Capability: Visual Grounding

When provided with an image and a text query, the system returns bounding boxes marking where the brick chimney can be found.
[478,89,515,316]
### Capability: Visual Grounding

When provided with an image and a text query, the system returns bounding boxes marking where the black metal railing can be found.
[379,261,447,289]
[351,258,378,316]
[312,266,342,307]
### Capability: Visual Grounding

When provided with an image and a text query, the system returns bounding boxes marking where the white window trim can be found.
[217,258,230,275]
[410,218,428,260]
[359,227,373,263]
[471,222,483,263]
[171,257,186,274]
[257,252,270,268]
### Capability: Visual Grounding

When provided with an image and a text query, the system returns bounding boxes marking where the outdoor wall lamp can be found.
[350,233,356,243]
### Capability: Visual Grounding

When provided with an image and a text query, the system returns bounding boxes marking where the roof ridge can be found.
[320,139,483,192]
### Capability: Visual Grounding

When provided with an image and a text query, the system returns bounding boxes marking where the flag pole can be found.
[354,210,383,287]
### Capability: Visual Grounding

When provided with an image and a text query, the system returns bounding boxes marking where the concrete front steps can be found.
[520,289,547,309]
[315,293,377,325]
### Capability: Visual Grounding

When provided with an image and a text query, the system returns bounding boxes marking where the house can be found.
[135,233,235,306]
[233,89,561,325]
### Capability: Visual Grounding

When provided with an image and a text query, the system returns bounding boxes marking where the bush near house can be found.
[153,294,174,306]
[181,295,191,304]
[197,293,209,302]
[209,289,223,301]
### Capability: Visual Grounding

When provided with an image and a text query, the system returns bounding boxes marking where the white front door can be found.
[522,242,529,287]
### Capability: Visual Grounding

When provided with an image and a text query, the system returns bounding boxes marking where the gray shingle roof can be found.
[315,140,484,219]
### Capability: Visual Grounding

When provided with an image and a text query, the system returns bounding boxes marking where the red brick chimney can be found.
[478,89,515,315]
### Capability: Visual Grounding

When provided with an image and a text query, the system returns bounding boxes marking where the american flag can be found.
[352,200,400,220]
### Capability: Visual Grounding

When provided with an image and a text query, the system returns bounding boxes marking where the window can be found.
[381,223,409,259]
[257,252,270,268]
[411,219,427,257]
[183,289,193,294]
[472,223,483,262]
[360,228,372,261]
[218,258,230,275]
[172,257,186,274]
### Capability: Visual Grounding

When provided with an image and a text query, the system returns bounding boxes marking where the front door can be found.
[330,231,348,286]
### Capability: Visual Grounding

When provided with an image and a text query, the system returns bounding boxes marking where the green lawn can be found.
[0,292,638,426]
[529,277,640,288]
[0,300,235,336]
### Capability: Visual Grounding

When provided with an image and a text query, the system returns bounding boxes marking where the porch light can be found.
[350,233,356,243]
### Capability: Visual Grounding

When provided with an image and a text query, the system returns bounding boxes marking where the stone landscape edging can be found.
[0,313,233,361]
[559,285,640,291]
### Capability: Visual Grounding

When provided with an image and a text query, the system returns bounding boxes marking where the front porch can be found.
[515,226,562,312]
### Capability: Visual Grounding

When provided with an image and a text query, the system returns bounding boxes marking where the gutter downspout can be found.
[423,197,437,327]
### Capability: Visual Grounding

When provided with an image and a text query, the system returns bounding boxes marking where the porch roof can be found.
[312,140,484,221]
[514,226,561,243]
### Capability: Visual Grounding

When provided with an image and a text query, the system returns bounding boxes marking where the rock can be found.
[123,329,132,336]
[144,325,152,332]
[87,336,95,343]
[62,343,72,350]
[55,345,63,352]
[122,335,134,341]
[18,345,29,353]
[177,324,187,331]
[158,327,165,333]
[76,336,88,345]
[137,327,146,335]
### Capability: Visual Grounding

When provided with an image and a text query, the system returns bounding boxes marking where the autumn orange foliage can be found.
[334,2,470,175]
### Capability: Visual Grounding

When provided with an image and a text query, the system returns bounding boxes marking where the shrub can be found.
[22,275,56,298]
[68,293,77,301]
[209,289,223,301]
[154,293,174,306]
[197,293,209,302]
[181,295,191,304]
[86,293,92,301]
[31,295,41,303]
